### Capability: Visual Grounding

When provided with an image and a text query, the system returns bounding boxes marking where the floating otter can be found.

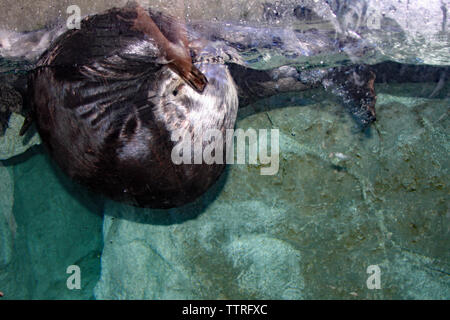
[1,4,384,208]
[27,4,238,208]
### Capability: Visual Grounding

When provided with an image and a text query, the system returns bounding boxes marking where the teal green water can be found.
[1,150,103,299]
[0,83,449,299]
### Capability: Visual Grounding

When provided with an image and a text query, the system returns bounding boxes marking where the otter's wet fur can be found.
[28,6,238,208]
[4,5,444,208]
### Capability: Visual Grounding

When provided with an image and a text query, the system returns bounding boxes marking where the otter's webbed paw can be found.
[322,65,377,129]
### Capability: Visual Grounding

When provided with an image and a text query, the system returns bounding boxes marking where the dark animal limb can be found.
[228,62,377,128]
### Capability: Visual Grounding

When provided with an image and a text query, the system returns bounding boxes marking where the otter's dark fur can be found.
[28,6,238,208]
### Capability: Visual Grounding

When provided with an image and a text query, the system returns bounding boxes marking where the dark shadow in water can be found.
[1,143,43,166]
[104,166,231,225]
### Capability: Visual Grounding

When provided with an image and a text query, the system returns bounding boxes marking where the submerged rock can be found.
[95,83,449,299]
[0,113,41,160]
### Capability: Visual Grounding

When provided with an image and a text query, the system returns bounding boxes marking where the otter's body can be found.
[2,5,393,208]
[28,7,238,208]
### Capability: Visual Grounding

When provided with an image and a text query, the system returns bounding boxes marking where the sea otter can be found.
[26,4,238,208]
[0,3,388,208]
